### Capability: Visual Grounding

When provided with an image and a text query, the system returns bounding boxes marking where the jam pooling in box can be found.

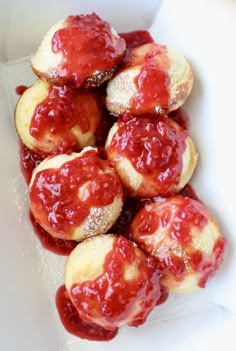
[119,30,154,48]
[56,284,118,341]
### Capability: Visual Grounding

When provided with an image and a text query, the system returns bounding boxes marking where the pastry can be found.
[65,234,162,330]
[15,79,102,155]
[105,115,198,197]
[29,147,124,241]
[129,196,226,293]
[106,42,193,115]
[30,13,126,88]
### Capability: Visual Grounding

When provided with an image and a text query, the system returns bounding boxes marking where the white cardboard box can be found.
[1,0,236,350]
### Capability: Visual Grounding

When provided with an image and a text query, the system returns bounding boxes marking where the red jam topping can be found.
[107,115,188,195]
[30,85,101,154]
[56,285,118,341]
[156,285,169,306]
[119,30,154,48]
[69,236,161,330]
[192,236,227,288]
[52,13,126,87]
[123,43,170,114]
[130,196,226,286]
[29,149,123,239]
[30,212,77,255]
[15,85,28,95]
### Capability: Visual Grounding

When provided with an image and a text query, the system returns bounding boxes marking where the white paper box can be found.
[1,0,236,350]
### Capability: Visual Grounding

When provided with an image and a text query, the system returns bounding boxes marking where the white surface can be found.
[0,0,236,350]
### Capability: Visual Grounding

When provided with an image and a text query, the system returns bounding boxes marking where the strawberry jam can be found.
[56,285,118,341]
[29,148,123,240]
[122,43,170,114]
[130,196,226,287]
[19,141,45,184]
[52,13,126,87]
[68,236,162,331]
[119,30,154,48]
[30,84,101,154]
[106,115,188,196]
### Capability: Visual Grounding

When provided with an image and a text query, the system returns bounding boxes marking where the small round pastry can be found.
[129,196,226,293]
[30,13,126,88]
[15,79,102,155]
[65,234,162,330]
[105,115,198,198]
[29,147,124,241]
[106,42,193,115]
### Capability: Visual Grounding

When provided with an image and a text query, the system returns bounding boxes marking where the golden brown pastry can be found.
[65,234,162,330]
[105,115,198,198]
[129,196,226,293]
[106,42,193,115]
[30,13,126,88]
[15,79,102,155]
[29,147,124,241]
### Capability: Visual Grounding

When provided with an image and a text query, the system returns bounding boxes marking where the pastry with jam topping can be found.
[29,147,124,241]
[30,13,126,88]
[64,234,162,331]
[15,79,103,156]
[129,196,226,293]
[105,114,198,198]
[106,42,193,115]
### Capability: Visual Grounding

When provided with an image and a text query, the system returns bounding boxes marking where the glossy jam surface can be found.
[107,115,188,196]
[69,236,161,330]
[15,85,28,95]
[130,196,226,286]
[29,149,123,239]
[56,285,118,341]
[123,43,170,114]
[119,30,154,48]
[30,84,101,154]
[52,13,126,87]
[156,285,169,306]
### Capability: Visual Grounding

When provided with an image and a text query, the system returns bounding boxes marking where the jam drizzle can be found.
[130,196,226,287]
[69,236,161,330]
[15,85,28,95]
[107,115,188,196]
[30,84,101,155]
[29,148,123,239]
[52,13,126,87]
